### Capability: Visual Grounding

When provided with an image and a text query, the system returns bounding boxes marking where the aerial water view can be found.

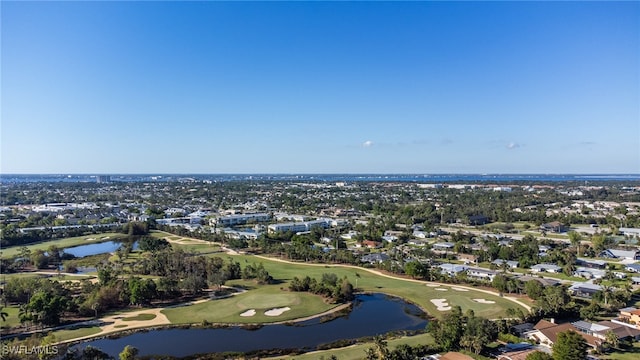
[1,1,639,360]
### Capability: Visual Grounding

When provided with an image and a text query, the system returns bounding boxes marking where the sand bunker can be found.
[264,307,291,316]
[85,238,95,241]
[451,287,469,292]
[435,288,448,291]
[426,284,440,287]
[431,299,452,311]
[240,309,256,317]
[473,298,495,304]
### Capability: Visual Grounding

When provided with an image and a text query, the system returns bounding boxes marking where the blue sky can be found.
[2,1,638,174]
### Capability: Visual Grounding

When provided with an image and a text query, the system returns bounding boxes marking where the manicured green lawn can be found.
[50,326,102,342]
[1,233,124,258]
[122,313,156,321]
[266,333,434,359]
[0,306,21,329]
[601,342,640,360]
[162,284,335,324]
[175,243,221,254]
[207,254,525,320]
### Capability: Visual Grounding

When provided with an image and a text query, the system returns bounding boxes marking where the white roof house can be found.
[620,228,640,237]
[600,249,640,261]
[438,264,468,276]
[530,263,562,273]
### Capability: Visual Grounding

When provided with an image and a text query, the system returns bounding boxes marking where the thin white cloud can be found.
[506,142,520,150]
[362,140,374,148]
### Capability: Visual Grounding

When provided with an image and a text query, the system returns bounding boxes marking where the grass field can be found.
[159,249,526,321]
[0,306,21,329]
[0,233,124,258]
[122,313,156,321]
[266,333,434,359]
[601,342,640,360]
[234,254,523,319]
[50,326,102,342]
[163,283,336,324]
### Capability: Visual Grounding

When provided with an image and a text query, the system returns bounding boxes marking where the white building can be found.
[268,218,332,233]
[216,213,270,226]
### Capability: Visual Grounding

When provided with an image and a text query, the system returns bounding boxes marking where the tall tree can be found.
[568,231,582,257]
[552,331,588,360]
[119,345,139,360]
[603,329,619,349]
[526,352,553,360]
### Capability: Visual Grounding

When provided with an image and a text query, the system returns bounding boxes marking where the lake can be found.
[64,241,138,258]
[74,293,428,357]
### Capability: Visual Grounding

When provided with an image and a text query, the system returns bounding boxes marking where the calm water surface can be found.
[64,241,138,257]
[75,293,427,357]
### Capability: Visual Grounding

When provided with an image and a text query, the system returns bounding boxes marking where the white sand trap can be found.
[473,298,495,304]
[85,237,95,241]
[426,284,440,287]
[451,287,469,292]
[240,309,256,317]
[431,299,452,311]
[264,307,291,316]
[435,288,448,291]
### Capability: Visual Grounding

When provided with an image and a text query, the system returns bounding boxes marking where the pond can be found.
[63,241,138,258]
[74,293,428,357]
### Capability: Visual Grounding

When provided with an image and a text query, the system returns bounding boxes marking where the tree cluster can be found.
[428,307,498,355]
[289,273,355,303]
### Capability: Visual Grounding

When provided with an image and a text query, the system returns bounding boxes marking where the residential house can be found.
[625,263,640,273]
[361,240,382,249]
[457,253,478,264]
[432,242,455,251]
[468,214,490,225]
[413,230,428,239]
[538,245,551,257]
[466,267,497,282]
[619,307,640,328]
[510,323,535,337]
[576,258,607,269]
[492,259,519,269]
[381,235,398,243]
[572,320,640,342]
[518,276,561,287]
[599,248,640,261]
[619,227,640,237]
[438,264,468,276]
[407,239,428,247]
[569,282,602,299]
[574,267,606,280]
[361,253,390,264]
[341,230,359,240]
[530,264,562,273]
[540,221,567,233]
[527,320,600,349]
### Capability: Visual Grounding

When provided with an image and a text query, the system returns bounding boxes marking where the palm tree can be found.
[568,231,582,257]
[0,306,8,322]
[604,329,619,349]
